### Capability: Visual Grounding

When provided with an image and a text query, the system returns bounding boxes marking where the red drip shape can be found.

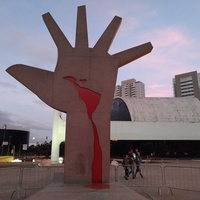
[64,76,102,183]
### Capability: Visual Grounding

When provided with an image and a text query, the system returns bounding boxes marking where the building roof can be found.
[0,124,29,132]
[115,97,200,123]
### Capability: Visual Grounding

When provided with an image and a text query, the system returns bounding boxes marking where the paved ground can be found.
[134,187,200,200]
[25,183,150,200]
[1,184,199,200]
[0,183,200,200]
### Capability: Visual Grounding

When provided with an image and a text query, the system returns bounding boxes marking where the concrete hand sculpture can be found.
[6,5,153,184]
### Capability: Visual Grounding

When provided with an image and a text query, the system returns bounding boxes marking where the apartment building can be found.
[173,71,200,100]
[114,78,145,98]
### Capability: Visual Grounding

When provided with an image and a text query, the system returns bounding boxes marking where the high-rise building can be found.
[114,85,122,98]
[173,71,200,100]
[114,78,145,98]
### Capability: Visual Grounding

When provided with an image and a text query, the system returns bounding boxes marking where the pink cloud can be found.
[146,84,173,97]
[146,27,191,48]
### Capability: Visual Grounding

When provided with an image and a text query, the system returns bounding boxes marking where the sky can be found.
[1,0,200,143]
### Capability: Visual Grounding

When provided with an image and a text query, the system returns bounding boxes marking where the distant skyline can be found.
[1,1,200,143]
[114,78,145,98]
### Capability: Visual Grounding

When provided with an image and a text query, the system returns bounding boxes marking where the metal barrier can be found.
[116,164,163,194]
[1,163,200,199]
[20,166,64,198]
[0,165,64,199]
[164,165,200,194]
[0,167,20,198]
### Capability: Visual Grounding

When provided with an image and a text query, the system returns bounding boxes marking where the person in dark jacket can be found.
[122,154,129,180]
[134,149,144,178]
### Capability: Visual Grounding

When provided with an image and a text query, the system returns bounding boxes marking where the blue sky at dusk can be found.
[1,1,200,143]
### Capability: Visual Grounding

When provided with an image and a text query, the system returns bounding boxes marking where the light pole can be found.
[1,124,6,155]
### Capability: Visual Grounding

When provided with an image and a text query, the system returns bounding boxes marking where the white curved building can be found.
[51,97,200,162]
[111,97,200,140]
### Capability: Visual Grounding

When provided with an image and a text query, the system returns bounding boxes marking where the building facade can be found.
[114,78,145,98]
[110,97,200,157]
[173,71,200,100]
[0,125,30,156]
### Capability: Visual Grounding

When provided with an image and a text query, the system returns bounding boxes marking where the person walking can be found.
[122,154,129,180]
[134,149,144,178]
[128,150,136,179]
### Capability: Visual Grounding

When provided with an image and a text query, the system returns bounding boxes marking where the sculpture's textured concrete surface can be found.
[6,5,153,184]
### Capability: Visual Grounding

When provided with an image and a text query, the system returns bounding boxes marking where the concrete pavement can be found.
[26,182,149,200]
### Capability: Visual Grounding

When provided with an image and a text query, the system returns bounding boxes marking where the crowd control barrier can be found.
[164,165,200,194]
[116,164,163,194]
[0,167,21,198]
[1,163,200,199]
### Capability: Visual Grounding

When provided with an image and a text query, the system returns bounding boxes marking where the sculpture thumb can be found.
[6,64,54,106]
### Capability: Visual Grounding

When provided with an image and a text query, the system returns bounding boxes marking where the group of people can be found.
[122,148,144,180]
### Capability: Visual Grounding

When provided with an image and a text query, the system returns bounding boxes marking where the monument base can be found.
[25,182,148,200]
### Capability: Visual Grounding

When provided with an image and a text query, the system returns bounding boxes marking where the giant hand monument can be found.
[6,5,153,184]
